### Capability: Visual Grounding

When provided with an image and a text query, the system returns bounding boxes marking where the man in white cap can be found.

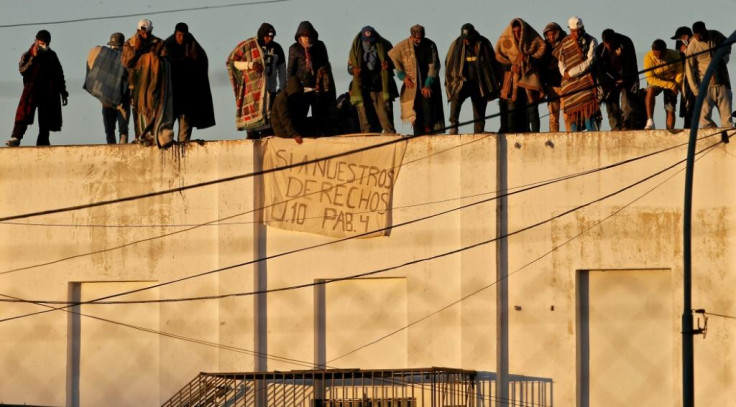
[556,16,600,131]
[122,19,175,147]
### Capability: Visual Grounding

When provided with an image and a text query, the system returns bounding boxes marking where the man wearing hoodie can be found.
[348,26,398,134]
[288,21,335,135]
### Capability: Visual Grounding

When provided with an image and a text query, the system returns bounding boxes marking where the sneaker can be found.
[5,137,20,147]
[644,119,655,130]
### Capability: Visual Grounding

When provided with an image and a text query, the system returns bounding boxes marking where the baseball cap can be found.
[108,32,124,47]
[670,26,693,40]
[360,26,376,42]
[568,16,584,30]
[137,19,153,32]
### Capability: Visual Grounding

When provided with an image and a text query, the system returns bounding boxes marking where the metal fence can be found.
[162,367,552,407]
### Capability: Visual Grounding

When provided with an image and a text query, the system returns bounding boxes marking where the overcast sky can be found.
[1,0,734,146]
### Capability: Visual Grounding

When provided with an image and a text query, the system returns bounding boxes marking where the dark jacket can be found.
[541,23,565,88]
[347,30,399,105]
[594,32,639,93]
[287,21,331,88]
[14,45,68,131]
[271,77,306,138]
[163,32,215,129]
[445,34,500,100]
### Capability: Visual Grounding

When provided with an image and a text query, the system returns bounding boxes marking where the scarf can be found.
[349,33,395,105]
[558,35,598,123]
[303,43,313,75]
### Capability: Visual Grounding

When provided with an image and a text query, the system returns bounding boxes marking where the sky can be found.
[1,0,734,146]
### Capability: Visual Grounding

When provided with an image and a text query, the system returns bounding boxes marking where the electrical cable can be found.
[0,128,725,279]
[0,1,290,28]
[703,312,736,321]
[4,135,727,407]
[1,39,729,223]
[328,135,723,364]
[1,132,728,312]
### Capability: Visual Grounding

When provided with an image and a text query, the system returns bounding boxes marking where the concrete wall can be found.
[0,131,733,406]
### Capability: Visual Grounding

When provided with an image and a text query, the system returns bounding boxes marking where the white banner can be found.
[262,136,407,238]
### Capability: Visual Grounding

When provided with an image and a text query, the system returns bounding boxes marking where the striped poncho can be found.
[557,35,598,124]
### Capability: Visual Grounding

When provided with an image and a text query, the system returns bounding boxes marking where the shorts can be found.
[648,86,677,112]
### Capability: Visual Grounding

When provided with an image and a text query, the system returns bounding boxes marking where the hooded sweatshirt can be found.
[287,21,330,88]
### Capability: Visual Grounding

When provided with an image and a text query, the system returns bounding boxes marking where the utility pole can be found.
[681,30,735,407]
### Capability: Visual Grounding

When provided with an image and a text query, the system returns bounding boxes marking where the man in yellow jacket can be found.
[643,39,683,130]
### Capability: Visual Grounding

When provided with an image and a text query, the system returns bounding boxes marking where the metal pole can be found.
[681,30,735,407]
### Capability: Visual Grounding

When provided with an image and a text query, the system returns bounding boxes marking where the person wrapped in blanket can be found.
[122,19,175,147]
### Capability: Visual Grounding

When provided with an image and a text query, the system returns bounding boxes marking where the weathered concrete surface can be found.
[0,130,732,406]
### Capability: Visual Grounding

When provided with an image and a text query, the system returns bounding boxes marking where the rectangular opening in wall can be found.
[577,268,673,407]
[67,281,160,407]
[315,278,407,369]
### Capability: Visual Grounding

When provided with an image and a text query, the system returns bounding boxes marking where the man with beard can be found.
[445,23,500,134]
[388,24,445,135]
[164,22,215,142]
[7,30,68,147]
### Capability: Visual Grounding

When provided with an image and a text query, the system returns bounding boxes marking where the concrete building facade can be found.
[0,130,733,406]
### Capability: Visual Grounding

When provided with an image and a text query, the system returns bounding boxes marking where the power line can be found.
[0,1,290,28]
[2,139,726,407]
[704,312,736,321]
[0,290,549,406]
[0,135,494,276]
[2,132,727,312]
[328,136,722,364]
[1,129,724,279]
[1,39,728,223]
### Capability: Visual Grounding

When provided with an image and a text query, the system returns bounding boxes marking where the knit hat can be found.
[36,30,51,44]
[108,32,124,47]
[137,19,153,33]
[651,39,667,51]
[175,22,188,33]
[568,16,584,30]
[692,21,706,35]
[670,26,693,40]
[360,26,376,43]
[461,23,478,41]
[410,24,425,37]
